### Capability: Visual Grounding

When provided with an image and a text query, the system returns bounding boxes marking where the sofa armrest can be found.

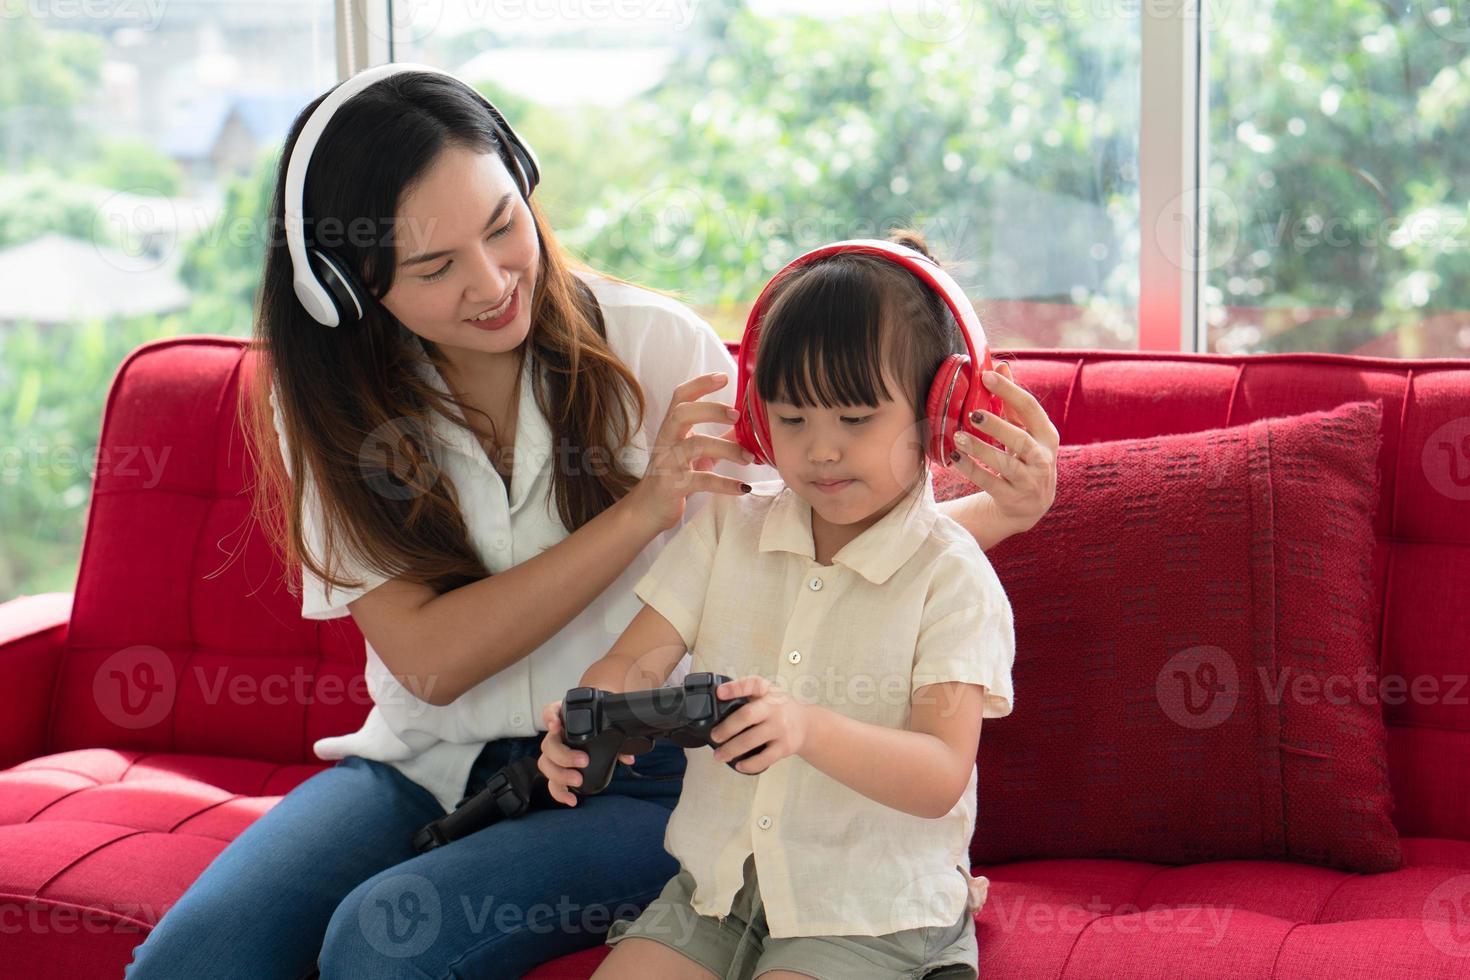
[0,593,72,770]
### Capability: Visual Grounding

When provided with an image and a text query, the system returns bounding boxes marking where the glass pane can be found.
[1,4,336,604]
[1206,1,1470,356]
[394,0,1140,350]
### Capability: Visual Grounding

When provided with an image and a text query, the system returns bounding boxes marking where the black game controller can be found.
[560,672,765,795]
[411,755,549,853]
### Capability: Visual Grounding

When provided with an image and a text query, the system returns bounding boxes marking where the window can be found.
[6,0,1466,606]
[1205,2,1470,357]
[0,2,336,601]
[393,0,1143,350]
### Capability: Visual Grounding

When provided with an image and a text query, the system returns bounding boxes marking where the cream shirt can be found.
[633,469,1015,938]
[269,271,773,814]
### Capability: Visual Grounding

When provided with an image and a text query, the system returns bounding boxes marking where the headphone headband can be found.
[748,238,984,364]
[735,239,994,466]
[284,63,541,327]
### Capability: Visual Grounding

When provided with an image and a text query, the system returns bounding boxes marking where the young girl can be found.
[540,233,1016,980]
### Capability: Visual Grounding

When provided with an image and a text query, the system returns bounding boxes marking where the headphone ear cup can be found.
[925,354,971,464]
[308,248,366,325]
[510,145,539,199]
[734,385,769,465]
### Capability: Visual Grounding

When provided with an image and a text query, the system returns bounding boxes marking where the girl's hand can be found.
[950,361,1059,535]
[624,373,756,536]
[708,676,809,775]
[537,699,635,807]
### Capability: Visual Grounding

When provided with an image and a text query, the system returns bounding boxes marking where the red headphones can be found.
[733,239,1005,467]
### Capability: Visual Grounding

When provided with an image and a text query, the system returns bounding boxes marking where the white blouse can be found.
[269,271,772,813]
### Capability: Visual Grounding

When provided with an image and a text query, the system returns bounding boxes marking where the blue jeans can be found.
[124,735,686,979]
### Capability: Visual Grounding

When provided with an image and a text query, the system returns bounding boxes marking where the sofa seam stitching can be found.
[1379,372,1413,683]
[1225,362,1245,427]
[117,751,146,782]
[23,784,98,823]
[1308,871,1358,924]
[1267,920,1300,979]
[32,829,149,899]
[0,890,158,931]
[1060,358,1083,442]
[1390,370,1413,544]
[168,793,246,833]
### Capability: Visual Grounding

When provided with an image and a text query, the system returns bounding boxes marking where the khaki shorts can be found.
[605,854,977,980]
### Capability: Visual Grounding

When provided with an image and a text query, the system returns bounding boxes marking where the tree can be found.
[0,10,104,171]
[77,138,185,198]
[1207,0,1470,351]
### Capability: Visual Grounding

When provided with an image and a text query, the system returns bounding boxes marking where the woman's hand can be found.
[537,699,635,807]
[708,676,809,775]
[623,373,756,536]
[950,361,1059,535]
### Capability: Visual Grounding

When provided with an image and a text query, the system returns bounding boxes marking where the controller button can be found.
[786,650,801,664]
[686,694,711,717]
[757,815,773,830]
[807,577,824,591]
[565,707,593,732]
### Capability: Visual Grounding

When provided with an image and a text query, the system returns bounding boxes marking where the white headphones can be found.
[283,62,541,328]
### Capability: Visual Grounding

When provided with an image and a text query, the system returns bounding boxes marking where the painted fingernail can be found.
[949,450,961,463]
[740,483,752,493]
[970,410,987,425]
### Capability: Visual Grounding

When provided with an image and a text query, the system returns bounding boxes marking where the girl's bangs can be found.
[754,262,895,409]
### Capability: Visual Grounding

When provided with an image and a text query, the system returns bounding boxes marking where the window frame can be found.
[339,0,1209,353]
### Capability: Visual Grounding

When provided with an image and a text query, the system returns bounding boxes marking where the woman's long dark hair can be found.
[240,71,647,599]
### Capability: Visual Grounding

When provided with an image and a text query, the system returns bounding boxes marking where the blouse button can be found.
[757,815,773,830]
[787,650,801,664]
[808,577,823,591]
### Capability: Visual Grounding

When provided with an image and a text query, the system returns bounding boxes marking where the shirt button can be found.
[510,713,524,726]
[757,815,772,830]
[808,577,823,591]
[787,650,801,664]
[495,535,508,549]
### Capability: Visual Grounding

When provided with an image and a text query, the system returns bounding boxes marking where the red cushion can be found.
[962,852,1470,978]
[937,400,1402,873]
[0,748,327,978]
[527,847,1470,979]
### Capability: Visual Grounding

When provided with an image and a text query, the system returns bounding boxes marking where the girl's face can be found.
[764,364,928,531]
[378,145,540,365]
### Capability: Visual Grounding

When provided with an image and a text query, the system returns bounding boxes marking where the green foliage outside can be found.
[1205,0,1470,354]
[2,0,1467,601]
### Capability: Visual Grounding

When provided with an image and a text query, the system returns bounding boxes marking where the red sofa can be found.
[3,335,1469,979]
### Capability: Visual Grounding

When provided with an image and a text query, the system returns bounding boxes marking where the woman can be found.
[125,67,1058,980]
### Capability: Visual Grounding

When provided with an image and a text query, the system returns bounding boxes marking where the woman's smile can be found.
[464,283,520,331]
